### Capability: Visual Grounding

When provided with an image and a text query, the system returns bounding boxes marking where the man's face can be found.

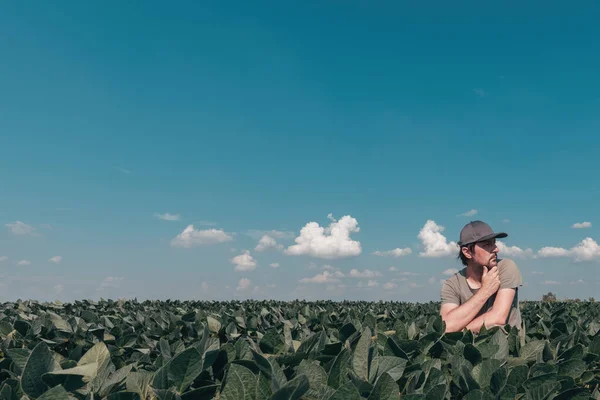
[470,239,499,268]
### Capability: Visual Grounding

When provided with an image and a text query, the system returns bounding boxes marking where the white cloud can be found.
[171,225,233,248]
[0,256,7,262]
[247,230,296,240]
[537,246,570,258]
[541,280,560,285]
[49,256,62,263]
[497,241,534,258]
[408,282,424,289]
[418,220,458,257]
[367,280,379,287]
[502,219,511,223]
[237,278,252,291]
[6,221,37,236]
[398,271,420,276]
[570,279,586,285]
[54,284,64,294]
[572,222,592,229]
[201,282,209,291]
[372,248,412,257]
[349,269,382,278]
[383,282,397,290]
[285,214,361,259]
[536,238,600,261]
[443,268,458,276]
[17,260,31,266]
[531,271,544,275]
[98,276,124,291]
[459,209,478,217]
[473,88,485,97]
[255,235,283,252]
[571,238,600,261]
[428,276,437,285]
[388,266,397,271]
[154,213,181,221]
[323,264,335,271]
[115,167,132,175]
[269,263,280,269]
[299,271,340,284]
[231,251,257,272]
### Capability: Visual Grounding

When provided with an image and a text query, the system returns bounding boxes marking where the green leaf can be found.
[21,342,61,399]
[367,373,400,400]
[472,359,502,389]
[167,347,204,393]
[352,327,372,382]
[255,373,272,399]
[126,371,154,400]
[557,359,587,379]
[490,330,509,360]
[327,380,362,400]
[220,363,256,400]
[507,364,529,388]
[462,389,494,400]
[519,340,546,362]
[522,373,561,400]
[464,344,482,366]
[498,384,518,400]
[375,357,407,382]
[5,348,31,375]
[589,335,600,355]
[425,384,447,400]
[0,384,16,400]
[271,375,310,400]
[105,393,141,400]
[552,388,593,400]
[328,349,352,389]
[36,385,70,400]
[296,360,328,396]
[207,316,221,333]
[490,366,507,395]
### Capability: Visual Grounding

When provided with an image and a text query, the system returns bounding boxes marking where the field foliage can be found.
[1,299,600,399]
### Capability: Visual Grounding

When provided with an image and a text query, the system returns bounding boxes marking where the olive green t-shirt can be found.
[440,258,523,330]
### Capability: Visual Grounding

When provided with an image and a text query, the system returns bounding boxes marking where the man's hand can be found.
[480,266,500,297]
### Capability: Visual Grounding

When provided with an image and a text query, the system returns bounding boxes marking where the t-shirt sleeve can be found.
[441,278,460,305]
[499,258,523,289]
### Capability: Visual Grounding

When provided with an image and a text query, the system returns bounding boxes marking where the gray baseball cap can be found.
[458,220,507,246]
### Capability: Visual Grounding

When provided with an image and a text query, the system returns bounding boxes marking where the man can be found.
[440,220,523,333]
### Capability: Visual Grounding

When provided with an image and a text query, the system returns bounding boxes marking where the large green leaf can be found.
[519,340,547,362]
[36,385,70,400]
[296,360,328,396]
[367,373,400,400]
[352,327,372,382]
[219,363,257,400]
[328,349,352,389]
[21,342,61,399]
[271,375,309,400]
[462,389,494,400]
[375,357,407,382]
[167,347,204,393]
[327,380,362,400]
[522,373,561,400]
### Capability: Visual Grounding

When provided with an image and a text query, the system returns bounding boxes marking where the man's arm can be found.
[440,291,493,333]
[440,265,500,333]
[465,287,516,333]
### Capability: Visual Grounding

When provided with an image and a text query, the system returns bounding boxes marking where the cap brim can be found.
[459,232,508,246]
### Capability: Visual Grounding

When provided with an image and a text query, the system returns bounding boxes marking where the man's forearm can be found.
[443,292,491,332]
[465,308,500,333]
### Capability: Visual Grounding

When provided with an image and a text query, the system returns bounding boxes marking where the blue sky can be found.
[1,1,599,302]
